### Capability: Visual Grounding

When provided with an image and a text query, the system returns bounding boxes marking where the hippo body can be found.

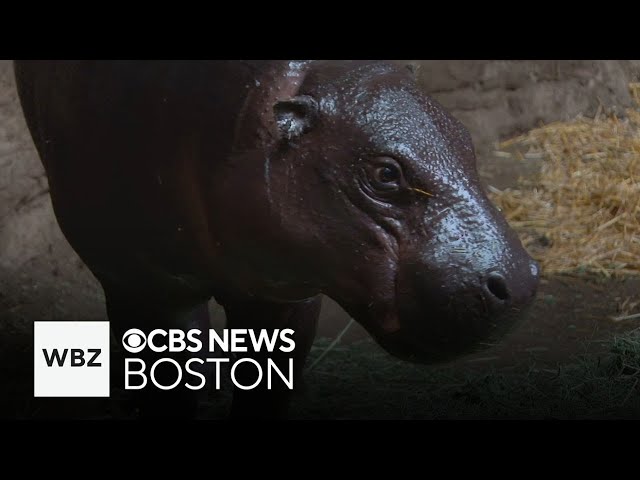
[13,60,539,418]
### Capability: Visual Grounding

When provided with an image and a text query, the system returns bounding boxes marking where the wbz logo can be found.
[42,347,102,367]
[34,321,110,397]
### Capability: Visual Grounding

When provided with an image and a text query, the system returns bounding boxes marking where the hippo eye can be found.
[375,165,401,184]
[364,157,404,194]
[359,157,406,200]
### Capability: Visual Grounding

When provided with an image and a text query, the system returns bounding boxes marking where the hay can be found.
[285,331,640,419]
[489,83,640,278]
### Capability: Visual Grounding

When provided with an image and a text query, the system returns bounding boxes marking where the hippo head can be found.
[230,60,539,363]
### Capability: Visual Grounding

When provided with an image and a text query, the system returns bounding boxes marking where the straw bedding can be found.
[488,83,640,278]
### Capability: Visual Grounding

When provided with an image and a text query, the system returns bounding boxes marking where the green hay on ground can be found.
[281,330,640,420]
[189,330,640,419]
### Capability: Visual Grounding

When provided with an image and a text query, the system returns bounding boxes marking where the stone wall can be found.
[412,60,640,158]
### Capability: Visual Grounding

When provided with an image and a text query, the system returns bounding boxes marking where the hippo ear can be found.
[273,95,319,141]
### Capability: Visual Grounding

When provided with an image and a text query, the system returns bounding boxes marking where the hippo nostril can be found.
[486,273,510,301]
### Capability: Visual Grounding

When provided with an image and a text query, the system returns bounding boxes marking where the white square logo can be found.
[34,321,110,397]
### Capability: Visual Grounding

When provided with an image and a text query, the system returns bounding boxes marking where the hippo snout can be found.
[377,248,540,364]
[483,259,540,310]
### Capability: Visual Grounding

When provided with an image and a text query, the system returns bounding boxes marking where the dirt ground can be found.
[1,60,640,418]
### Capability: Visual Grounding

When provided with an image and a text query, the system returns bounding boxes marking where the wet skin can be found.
[13,60,539,418]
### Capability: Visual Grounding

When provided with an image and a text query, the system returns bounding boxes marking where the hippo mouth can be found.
[367,290,536,365]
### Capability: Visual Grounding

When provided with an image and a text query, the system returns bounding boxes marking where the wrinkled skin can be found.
[14,60,539,418]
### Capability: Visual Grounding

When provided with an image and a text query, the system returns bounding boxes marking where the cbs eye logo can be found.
[121,328,203,353]
[122,329,146,353]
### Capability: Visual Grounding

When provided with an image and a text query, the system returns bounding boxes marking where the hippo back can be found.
[13,60,288,301]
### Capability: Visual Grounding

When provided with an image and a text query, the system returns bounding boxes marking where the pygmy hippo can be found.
[13,60,539,418]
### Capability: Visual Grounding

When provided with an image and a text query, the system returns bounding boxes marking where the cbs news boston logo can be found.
[34,321,296,397]
[34,321,110,397]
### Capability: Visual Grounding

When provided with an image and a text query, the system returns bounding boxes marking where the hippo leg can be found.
[104,285,211,419]
[221,296,321,419]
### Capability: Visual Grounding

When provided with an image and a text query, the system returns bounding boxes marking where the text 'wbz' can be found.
[122,328,296,391]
